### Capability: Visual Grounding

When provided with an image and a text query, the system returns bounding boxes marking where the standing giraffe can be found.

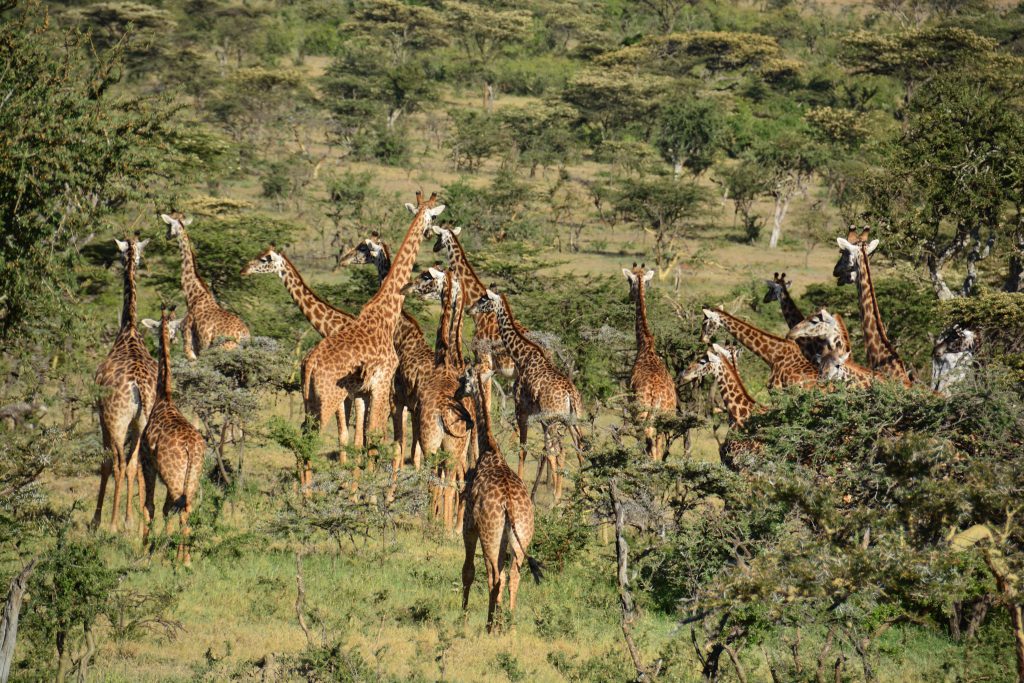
[700,307,817,388]
[431,226,520,414]
[240,245,365,449]
[141,306,206,565]
[622,263,677,461]
[680,344,759,428]
[763,272,804,328]
[162,213,249,359]
[833,229,912,387]
[468,289,585,502]
[303,192,445,463]
[94,234,157,533]
[455,364,542,633]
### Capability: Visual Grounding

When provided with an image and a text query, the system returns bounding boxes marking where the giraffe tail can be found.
[505,507,543,584]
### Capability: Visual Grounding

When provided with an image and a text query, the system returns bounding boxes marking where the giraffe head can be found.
[336,232,387,270]
[431,225,463,254]
[622,262,655,301]
[762,272,791,304]
[141,305,183,341]
[161,212,193,240]
[241,244,286,278]
[699,307,724,343]
[403,263,446,300]
[933,324,978,357]
[817,346,852,382]
[467,288,502,315]
[787,308,840,343]
[403,190,446,237]
[114,232,150,268]
[833,228,878,286]
[680,346,724,383]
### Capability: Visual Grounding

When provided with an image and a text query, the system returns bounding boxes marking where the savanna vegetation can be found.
[2,0,1024,680]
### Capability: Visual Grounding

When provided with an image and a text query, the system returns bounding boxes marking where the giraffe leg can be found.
[341,396,352,446]
[124,430,144,531]
[484,550,501,633]
[461,526,478,612]
[141,453,156,546]
[181,322,197,361]
[335,395,347,464]
[109,441,126,533]
[517,409,529,480]
[411,412,422,470]
[353,397,366,450]
[92,455,113,531]
[392,402,406,470]
[180,503,192,566]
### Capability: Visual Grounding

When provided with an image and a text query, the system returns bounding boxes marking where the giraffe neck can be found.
[634,280,655,352]
[778,285,805,328]
[360,215,428,332]
[437,272,464,369]
[176,231,213,308]
[493,295,543,369]
[120,251,139,332]
[279,253,349,337]
[855,248,905,376]
[714,358,756,426]
[470,377,502,465]
[717,310,792,365]
[157,320,173,401]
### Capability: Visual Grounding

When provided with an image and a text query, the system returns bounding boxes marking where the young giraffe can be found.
[141,306,206,565]
[240,246,365,450]
[455,364,542,633]
[303,193,445,468]
[788,309,876,388]
[833,228,913,387]
[162,213,249,359]
[680,344,759,428]
[700,306,817,389]
[93,234,157,533]
[432,226,523,414]
[622,263,677,461]
[406,264,477,530]
[468,289,586,502]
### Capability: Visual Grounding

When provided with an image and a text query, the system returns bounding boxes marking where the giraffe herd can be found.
[93,194,968,627]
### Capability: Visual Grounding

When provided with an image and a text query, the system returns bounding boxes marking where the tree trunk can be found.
[0,560,36,683]
[768,192,791,249]
[386,108,401,130]
[673,158,683,178]
[483,83,494,113]
[927,254,955,301]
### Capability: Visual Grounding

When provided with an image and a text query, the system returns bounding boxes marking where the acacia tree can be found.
[612,175,706,269]
[753,132,820,249]
[444,1,532,112]
[864,70,1024,299]
[654,93,725,177]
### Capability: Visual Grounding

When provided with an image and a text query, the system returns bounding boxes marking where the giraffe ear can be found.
[450,225,461,235]
[160,214,175,225]
[865,239,879,255]
[427,204,446,218]
[428,267,444,279]
[479,370,495,383]
[838,352,850,363]
[114,238,129,252]
[405,203,417,215]
[622,268,635,281]
[431,225,444,235]
[182,216,193,226]
[137,238,150,251]
[836,237,855,251]
[643,269,655,283]
[821,309,836,323]
[140,318,159,331]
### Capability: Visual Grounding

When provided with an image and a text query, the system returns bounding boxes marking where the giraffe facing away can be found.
[468,289,586,502]
[432,226,521,413]
[162,213,249,359]
[240,246,365,450]
[622,263,677,461]
[700,307,817,388]
[680,344,759,428]
[94,234,157,533]
[303,192,445,461]
[833,229,913,387]
[455,364,542,633]
[141,306,205,565]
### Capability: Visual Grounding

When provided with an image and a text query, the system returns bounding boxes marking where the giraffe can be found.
[93,234,157,533]
[455,364,542,633]
[700,307,817,388]
[622,263,677,461]
[240,245,365,450]
[680,343,758,428]
[468,289,586,502]
[431,226,521,415]
[762,272,804,328]
[787,308,876,388]
[162,213,249,359]
[406,263,477,530]
[833,228,913,387]
[302,192,445,472]
[141,305,206,565]
[931,325,977,395]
